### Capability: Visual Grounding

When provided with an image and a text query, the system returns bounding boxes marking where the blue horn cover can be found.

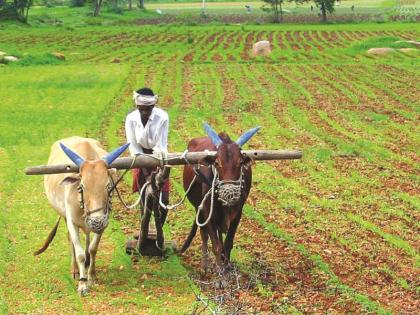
[236,126,261,147]
[103,143,130,166]
[203,123,223,148]
[60,143,85,167]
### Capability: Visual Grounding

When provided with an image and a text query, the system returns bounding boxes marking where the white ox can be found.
[35,136,129,296]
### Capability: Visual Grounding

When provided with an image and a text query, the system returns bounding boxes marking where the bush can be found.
[13,54,63,66]
[70,0,85,7]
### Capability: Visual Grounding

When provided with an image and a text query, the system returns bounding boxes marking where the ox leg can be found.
[199,228,210,272]
[224,211,242,268]
[68,231,79,279]
[206,223,224,270]
[66,216,88,296]
[87,232,102,286]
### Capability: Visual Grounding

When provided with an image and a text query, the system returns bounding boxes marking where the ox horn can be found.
[103,143,130,166]
[60,143,85,167]
[236,126,261,147]
[204,122,223,148]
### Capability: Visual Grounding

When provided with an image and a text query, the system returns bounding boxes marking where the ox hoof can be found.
[78,287,89,297]
[126,239,138,255]
[215,278,228,289]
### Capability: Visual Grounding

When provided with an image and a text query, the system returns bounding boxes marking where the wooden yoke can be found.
[25,150,303,175]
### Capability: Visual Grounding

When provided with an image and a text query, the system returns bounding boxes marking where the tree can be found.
[93,0,103,16]
[138,0,144,9]
[262,0,285,23]
[0,0,33,22]
[294,0,335,22]
[313,0,335,22]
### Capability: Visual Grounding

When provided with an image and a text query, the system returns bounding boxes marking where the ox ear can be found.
[242,153,254,170]
[60,175,80,186]
[236,126,261,147]
[203,123,223,148]
[60,143,85,166]
[103,143,130,166]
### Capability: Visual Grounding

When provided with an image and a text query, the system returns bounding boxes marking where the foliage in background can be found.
[0,0,33,22]
[313,0,336,21]
[262,0,285,23]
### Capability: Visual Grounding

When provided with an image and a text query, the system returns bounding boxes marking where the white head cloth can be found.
[133,91,158,106]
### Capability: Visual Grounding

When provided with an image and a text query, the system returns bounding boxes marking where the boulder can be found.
[0,51,6,57]
[395,40,420,48]
[252,40,271,57]
[399,48,417,53]
[3,56,19,62]
[51,52,66,60]
[407,40,420,47]
[366,48,395,55]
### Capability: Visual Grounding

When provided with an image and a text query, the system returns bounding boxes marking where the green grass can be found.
[0,63,196,313]
[0,16,419,314]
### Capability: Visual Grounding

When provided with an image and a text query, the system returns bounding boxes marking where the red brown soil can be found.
[211,53,223,62]
[276,32,287,50]
[286,31,300,51]
[302,31,324,52]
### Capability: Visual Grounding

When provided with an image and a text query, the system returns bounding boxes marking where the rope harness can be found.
[111,150,245,232]
[195,165,245,227]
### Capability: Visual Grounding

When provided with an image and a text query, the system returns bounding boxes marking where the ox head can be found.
[59,142,129,234]
[204,124,260,205]
[203,122,260,183]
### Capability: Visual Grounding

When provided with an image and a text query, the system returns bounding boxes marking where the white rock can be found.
[252,40,271,57]
[399,48,417,53]
[367,48,395,55]
[4,56,18,62]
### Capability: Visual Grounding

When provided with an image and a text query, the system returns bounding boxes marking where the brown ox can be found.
[35,137,129,296]
[179,123,260,271]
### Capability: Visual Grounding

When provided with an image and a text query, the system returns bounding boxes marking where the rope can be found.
[196,166,218,228]
[113,155,144,210]
[159,174,197,210]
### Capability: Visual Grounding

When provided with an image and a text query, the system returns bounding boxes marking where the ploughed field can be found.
[0,23,419,314]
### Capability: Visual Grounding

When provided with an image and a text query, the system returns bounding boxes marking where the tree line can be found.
[0,0,337,23]
[263,0,336,22]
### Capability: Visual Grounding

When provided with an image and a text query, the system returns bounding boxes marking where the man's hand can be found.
[152,148,167,163]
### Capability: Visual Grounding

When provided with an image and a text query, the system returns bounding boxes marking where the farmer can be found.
[125,87,170,224]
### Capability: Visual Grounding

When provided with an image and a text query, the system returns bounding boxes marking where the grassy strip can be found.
[347,213,419,267]
[0,62,197,313]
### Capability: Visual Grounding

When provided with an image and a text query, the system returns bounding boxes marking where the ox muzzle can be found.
[85,214,109,234]
[215,166,244,207]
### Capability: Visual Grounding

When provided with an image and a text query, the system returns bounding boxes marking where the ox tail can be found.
[177,220,198,253]
[34,216,61,256]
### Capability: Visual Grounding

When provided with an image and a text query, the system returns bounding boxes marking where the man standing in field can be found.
[125,87,170,224]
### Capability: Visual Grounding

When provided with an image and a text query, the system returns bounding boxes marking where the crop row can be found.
[1,29,417,64]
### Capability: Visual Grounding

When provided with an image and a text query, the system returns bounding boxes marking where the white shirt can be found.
[125,107,169,156]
